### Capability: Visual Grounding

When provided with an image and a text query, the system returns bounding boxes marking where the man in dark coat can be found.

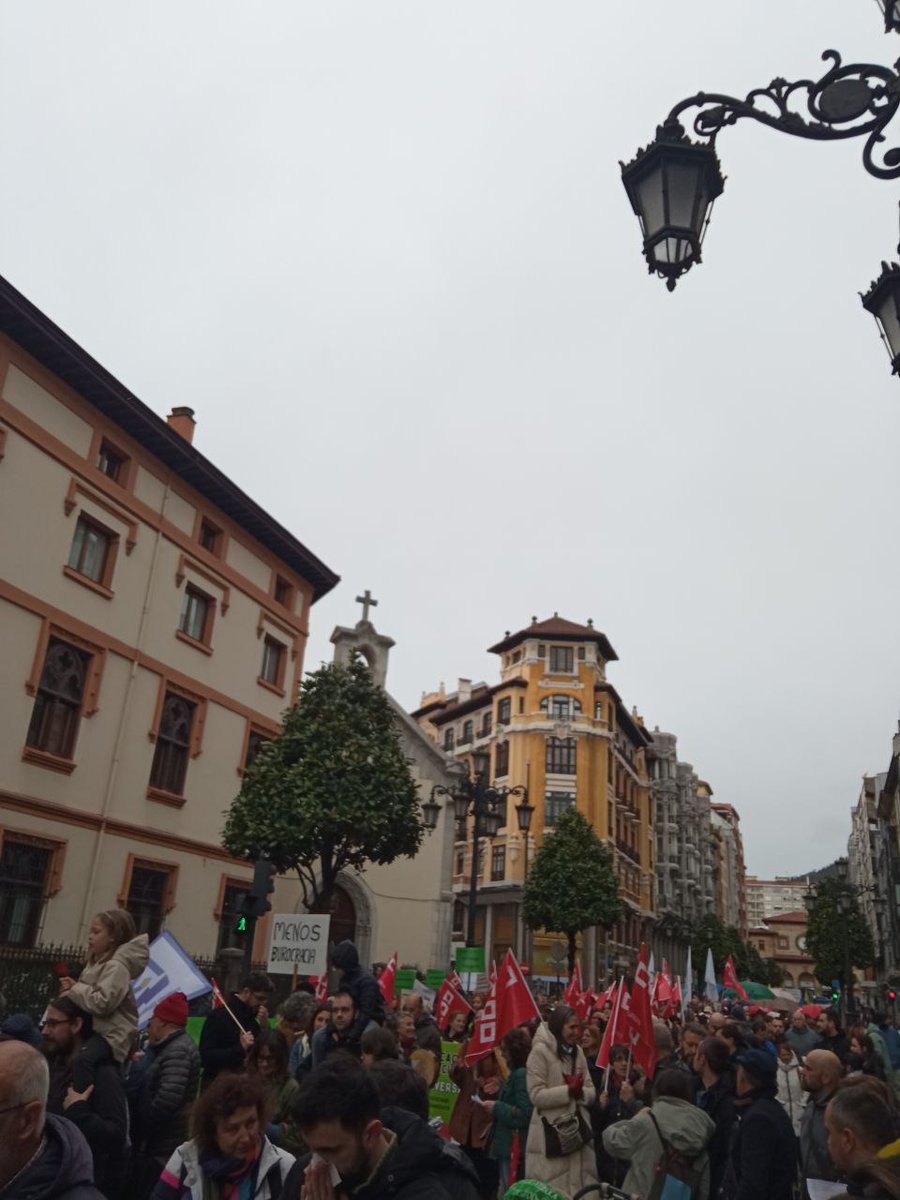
[0,1039,104,1200]
[42,997,129,1200]
[724,1048,797,1200]
[286,1057,479,1200]
[693,1036,737,1198]
[198,971,272,1087]
[330,942,385,1043]
[128,992,200,1194]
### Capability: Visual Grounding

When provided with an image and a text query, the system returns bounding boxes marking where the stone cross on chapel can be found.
[332,589,394,687]
[356,589,377,623]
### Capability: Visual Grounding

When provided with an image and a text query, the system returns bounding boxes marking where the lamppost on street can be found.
[515,789,535,961]
[427,749,530,949]
[619,14,900,377]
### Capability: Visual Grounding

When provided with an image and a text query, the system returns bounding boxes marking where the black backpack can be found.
[645,1111,708,1200]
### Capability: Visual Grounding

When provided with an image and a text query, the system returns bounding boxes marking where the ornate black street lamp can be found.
[621,26,900,375]
[429,749,529,948]
[515,792,535,959]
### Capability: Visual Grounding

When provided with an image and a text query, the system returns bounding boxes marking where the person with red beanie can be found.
[129,992,200,1197]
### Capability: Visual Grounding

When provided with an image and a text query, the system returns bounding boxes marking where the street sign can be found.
[265,914,331,975]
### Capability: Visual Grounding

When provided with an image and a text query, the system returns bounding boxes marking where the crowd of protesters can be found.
[3,918,900,1200]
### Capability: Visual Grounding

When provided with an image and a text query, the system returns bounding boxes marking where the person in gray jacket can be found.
[603,1068,715,1200]
[800,1048,843,1198]
[130,993,200,1196]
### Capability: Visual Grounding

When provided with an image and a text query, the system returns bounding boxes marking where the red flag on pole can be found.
[465,964,500,1064]
[596,976,624,1068]
[629,944,657,1078]
[563,961,583,1008]
[497,948,541,1037]
[723,955,748,1000]
[315,973,328,1005]
[436,978,472,1033]
[379,951,398,1004]
[210,977,225,1009]
[447,969,465,993]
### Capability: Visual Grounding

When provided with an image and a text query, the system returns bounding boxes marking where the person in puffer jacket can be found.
[329,941,385,1044]
[59,909,149,1090]
[603,1068,715,1200]
[775,1036,806,1136]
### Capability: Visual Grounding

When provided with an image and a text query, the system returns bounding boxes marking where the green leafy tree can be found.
[763,958,785,987]
[806,877,876,995]
[523,808,621,973]
[691,913,734,974]
[222,656,424,912]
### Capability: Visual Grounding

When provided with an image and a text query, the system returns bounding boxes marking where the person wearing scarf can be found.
[151,1072,294,1200]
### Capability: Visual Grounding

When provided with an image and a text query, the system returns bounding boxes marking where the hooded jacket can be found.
[603,1097,715,1200]
[776,1049,806,1135]
[282,1107,479,1200]
[4,1114,105,1200]
[198,992,262,1087]
[65,936,149,1064]
[725,1083,797,1200]
[525,1021,598,1199]
[151,1135,293,1200]
[47,1039,129,1200]
[330,941,385,1041]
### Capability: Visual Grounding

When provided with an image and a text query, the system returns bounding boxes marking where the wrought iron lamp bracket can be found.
[667,50,900,179]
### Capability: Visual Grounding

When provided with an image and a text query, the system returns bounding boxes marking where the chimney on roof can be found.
[167,406,196,443]
[458,678,472,704]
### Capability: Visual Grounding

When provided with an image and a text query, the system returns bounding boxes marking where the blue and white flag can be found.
[704,947,719,1004]
[132,931,211,1029]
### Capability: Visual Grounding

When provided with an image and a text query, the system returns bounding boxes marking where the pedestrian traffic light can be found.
[890,989,897,1002]
[831,987,840,1002]
[248,858,277,917]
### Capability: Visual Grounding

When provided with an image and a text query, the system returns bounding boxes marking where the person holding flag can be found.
[525,1005,598,1198]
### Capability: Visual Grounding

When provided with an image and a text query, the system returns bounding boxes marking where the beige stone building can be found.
[0,275,339,959]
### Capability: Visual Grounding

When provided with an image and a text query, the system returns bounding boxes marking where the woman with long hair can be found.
[246,1031,304,1156]
[151,1072,293,1200]
[484,1026,533,1194]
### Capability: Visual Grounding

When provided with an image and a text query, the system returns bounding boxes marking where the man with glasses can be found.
[198,971,273,1089]
[42,997,128,1200]
[0,1038,103,1200]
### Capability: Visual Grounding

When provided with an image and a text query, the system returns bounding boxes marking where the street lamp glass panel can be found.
[421,800,441,831]
[484,809,502,837]
[666,160,706,230]
[472,749,491,779]
[453,792,471,823]
[516,798,535,833]
[879,0,900,32]
[636,167,666,239]
[861,260,900,376]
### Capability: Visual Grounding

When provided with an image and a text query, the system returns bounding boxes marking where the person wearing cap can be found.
[724,1047,797,1200]
[0,1012,43,1048]
[799,1048,844,1198]
[129,992,200,1197]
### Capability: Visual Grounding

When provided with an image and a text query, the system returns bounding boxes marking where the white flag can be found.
[704,947,718,1004]
[683,945,693,1018]
[132,931,211,1029]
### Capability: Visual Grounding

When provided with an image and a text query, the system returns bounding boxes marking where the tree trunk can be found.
[567,930,577,977]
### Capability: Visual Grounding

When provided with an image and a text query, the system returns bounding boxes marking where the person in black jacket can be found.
[0,1039,104,1200]
[42,997,129,1200]
[128,992,200,1196]
[286,1057,479,1200]
[693,1035,737,1198]
[723,1048,797,1200]
[330,942,384,1043]
[198,971,273,1088]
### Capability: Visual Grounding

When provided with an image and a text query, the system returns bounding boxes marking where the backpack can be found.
[646,1110,707,1200]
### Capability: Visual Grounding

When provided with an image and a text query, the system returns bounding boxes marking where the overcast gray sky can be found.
[3,2,899,878]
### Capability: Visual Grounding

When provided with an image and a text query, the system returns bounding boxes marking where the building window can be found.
[260,636,286,689]
[444,728,455,751]
[452,900,466,937]
[96,440,127,482]
[178,586,212,644]
[217,882,249,953]
[546,791,575,826]
[595,702,604,721]
[126,863,171,939]
[274,576,293,608]
[546,736,577,774]
[149,692,195,796]
[0,838,51,946]
[244,731,270,771]
[538,644,546,657]
[495,741,510,776]
[199,519,222,555]
[481,713,492,737]
[460,720,474,746]
[454,849,465,876]
[577,646,586,660]
[491,845,506,881]
[25,639,91,760]
[497,698,511,725]
[541,696,582,720]
[549,646,574,673]
[67,516,112,585]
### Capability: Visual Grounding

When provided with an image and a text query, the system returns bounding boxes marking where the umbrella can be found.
[767,990,799,1014]
[799,1003,823,1020]
[723,981,776,1001]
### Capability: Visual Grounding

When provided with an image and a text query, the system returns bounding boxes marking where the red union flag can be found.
[436,977,471,1032]
[315,973,328,1005]
[379,951,398,1004]
[723,955,748,1000]
[596,976,624,1069]
[497,948,540,1036]
[630,944,657,1078]
[465,964,500,1064]
[563,960,583,1007]
[210,977,225,1009]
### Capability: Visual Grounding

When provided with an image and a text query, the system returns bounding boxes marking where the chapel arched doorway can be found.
[329,883,356,947]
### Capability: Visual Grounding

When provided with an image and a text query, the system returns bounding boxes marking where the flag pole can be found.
[210,978,248,1035]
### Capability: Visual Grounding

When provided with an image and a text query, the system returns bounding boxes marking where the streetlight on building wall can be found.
[427,749,530,949]
[620,16,900,377]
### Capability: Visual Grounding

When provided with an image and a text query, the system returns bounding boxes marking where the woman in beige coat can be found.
[525,1006,599,1199]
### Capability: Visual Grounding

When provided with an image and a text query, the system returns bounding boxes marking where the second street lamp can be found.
[430,751,529,949]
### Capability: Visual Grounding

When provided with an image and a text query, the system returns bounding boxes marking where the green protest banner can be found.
[455,946,485,974]
[428,1040,461,1123]
[394,968,417,992]
[426,969,447,990]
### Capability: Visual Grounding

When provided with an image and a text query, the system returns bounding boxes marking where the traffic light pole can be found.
[234,858,276,980]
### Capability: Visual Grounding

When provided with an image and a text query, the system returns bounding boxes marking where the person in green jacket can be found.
[484,1027,533,1195]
